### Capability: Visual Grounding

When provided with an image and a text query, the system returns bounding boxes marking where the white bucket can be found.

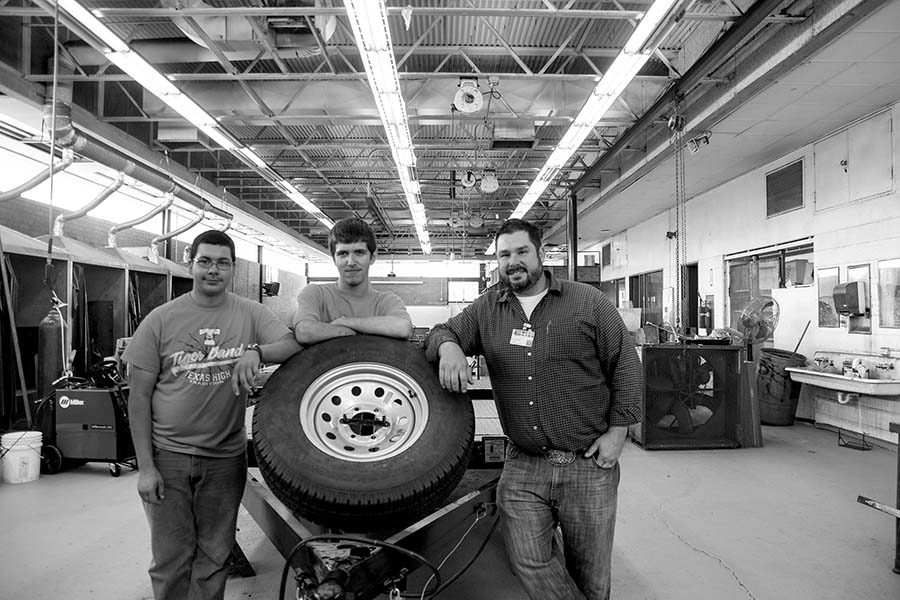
[1,431,43,484]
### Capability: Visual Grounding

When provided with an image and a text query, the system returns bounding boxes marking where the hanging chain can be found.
[669,107,687,334]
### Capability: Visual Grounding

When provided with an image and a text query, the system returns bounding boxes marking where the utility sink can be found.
[785,367,900,396]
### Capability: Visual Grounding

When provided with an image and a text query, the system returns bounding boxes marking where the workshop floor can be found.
[1,421,898,600]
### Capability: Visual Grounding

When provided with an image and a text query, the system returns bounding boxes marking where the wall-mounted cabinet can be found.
[814,110,893,210]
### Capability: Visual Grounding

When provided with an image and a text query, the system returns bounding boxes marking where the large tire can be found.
[253,335,474,531]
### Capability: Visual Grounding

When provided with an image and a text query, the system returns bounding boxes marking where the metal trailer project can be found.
[242,466,501,599]
[242,335,506,599]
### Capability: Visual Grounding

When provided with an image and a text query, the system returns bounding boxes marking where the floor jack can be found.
[241,456,504,599]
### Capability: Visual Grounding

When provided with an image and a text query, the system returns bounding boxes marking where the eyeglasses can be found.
[194,257,233,271]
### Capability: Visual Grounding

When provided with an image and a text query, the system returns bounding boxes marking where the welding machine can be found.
[53,385,135,476]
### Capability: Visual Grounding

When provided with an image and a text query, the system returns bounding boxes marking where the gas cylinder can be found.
[37,308,63,399]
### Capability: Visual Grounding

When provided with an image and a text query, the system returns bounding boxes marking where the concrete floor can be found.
[1,422,898,600]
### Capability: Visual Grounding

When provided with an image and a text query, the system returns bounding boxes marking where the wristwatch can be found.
[246,343,264,363]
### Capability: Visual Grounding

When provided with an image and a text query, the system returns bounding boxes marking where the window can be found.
[601,243,611,267]
[878,258,900,328]
[599,277,625,307]
[727,243,814,328]
[766,160,803,217]
[448,280,480,302]
[629,270,663,326]
[817,267,839,327]
[847,264,871,334]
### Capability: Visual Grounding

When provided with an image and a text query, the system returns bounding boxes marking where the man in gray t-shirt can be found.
[294,217,412,344]
[124,230,301,600]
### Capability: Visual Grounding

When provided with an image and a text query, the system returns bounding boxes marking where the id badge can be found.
[510,328,534,347]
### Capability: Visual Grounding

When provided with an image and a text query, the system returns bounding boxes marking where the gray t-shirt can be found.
[292,282,411,328]
[123,293,291,457]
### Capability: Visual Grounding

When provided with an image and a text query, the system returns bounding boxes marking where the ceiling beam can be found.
[0,6,807,22]
[25,72,682,84]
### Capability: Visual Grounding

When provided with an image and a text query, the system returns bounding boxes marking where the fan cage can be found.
[634,346,744,450]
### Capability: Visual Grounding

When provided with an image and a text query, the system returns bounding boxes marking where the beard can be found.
[501,262,544,293]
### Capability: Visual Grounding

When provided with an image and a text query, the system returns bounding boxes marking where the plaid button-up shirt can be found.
[425,271,643,454]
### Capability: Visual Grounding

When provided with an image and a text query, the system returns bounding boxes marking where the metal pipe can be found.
[150,209,206,259]
[0,149,74,202]
[566,189,577,282]
[67,134,232,220]
[53,171,127,236]
[41,97,233,222]
[108,191,176,247]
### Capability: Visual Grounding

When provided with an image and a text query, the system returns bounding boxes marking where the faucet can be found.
[813,357,833,370]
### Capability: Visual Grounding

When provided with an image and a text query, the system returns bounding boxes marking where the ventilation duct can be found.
[0,149,74,202]
[53,171,126,236]
[150,209,206,262]
[40,55,232,222]
[108,192,176,248]
[491,120,535,149]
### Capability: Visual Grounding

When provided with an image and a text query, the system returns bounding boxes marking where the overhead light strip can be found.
[488,0,690,254]
[52,0,335,234]
[344,0,431,255]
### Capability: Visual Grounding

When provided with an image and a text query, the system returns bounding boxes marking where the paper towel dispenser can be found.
[832,281,868,316]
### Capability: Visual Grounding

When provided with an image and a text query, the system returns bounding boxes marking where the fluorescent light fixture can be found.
[496,0,686,251]
[345,0,430,254]
[235,146,269,170]
[104,50,179,97]
[54,2,243,154]
[199,125,237,151]
[623,0,686,55]
[52,1,336,239]
[286,188,336,229]
[58,0,128,52]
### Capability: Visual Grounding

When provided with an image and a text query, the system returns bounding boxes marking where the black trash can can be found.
[756,348,807,425]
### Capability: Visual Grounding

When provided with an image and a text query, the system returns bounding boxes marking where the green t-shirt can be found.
[123,292,291,457]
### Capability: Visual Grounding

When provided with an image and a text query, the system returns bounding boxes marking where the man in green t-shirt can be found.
[124,230,301,600]
[293,217,413,343]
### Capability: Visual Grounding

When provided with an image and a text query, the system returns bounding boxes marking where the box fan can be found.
[633,345,744,450]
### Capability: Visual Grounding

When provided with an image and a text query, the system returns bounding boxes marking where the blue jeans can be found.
[143,448,247,600]
[497,444,620,600]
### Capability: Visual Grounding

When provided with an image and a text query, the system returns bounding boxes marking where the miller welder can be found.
[53,384,135,476]
[38,358,136,477]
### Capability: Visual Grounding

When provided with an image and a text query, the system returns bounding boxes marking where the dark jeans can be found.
[497,444,620,600]
[143,448,247,600]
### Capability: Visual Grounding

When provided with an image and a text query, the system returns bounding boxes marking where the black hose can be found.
[278,534,442,600]
[399,515,501,598]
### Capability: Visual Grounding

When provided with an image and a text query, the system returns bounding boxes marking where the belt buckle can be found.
[544,449,576,466]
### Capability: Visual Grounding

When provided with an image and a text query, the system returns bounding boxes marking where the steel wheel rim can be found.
[299,361,429,462]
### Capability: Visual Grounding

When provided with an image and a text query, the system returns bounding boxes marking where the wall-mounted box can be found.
[833,281,868,316]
